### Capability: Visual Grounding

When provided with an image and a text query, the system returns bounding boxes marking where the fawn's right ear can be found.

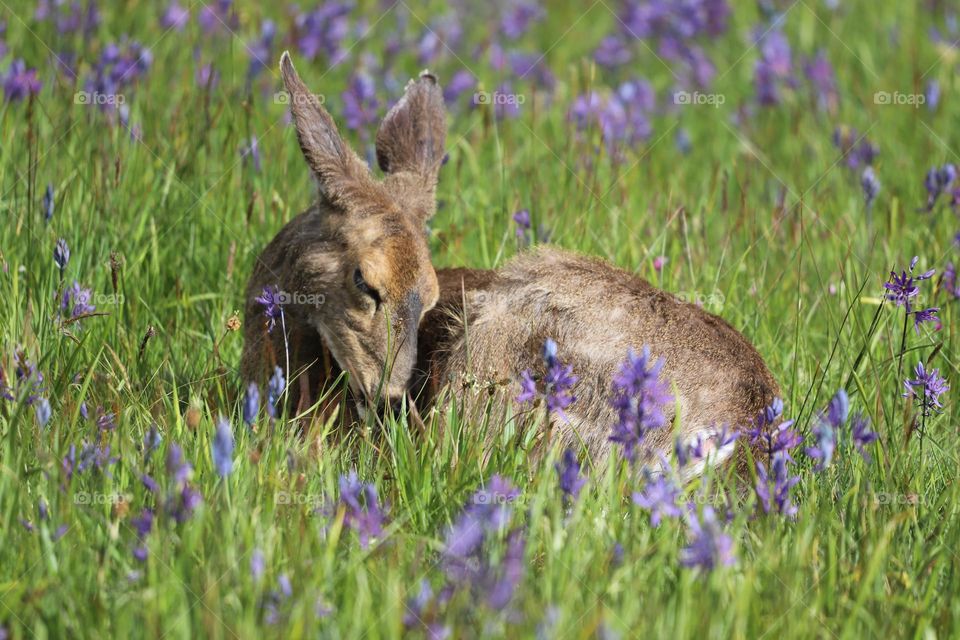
[280,51,368,206]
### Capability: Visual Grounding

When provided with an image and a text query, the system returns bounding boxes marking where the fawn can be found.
[242,53,780,473]
[241,52,444,419]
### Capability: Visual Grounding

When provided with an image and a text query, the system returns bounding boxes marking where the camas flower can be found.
[54,238,69,273]
[861,167,880,208]
[516,339,578,419]
[884,257,934,313]
[3,59,43,102]
[513,209,531,240]
[266,367,285,419]
[337,471,386,548]
[680,506,735,570]
[609,347,673,463]
[295,4,351,63]
[255,285,284,333]
[850,412,879,460]
[632,474,682,526]
[755,456,799,517]
[212,415,234,477]
[904,362,949,417]
[243,382,260,426]
[805,389,848,470]
[160,2,189,30]
[913,307,939,334]
[61,281,96,319]
[555,448,586,502]
[341,71,379,133]
[43,184,55,222]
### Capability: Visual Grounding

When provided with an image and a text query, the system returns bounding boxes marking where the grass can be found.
[1,0,958,637]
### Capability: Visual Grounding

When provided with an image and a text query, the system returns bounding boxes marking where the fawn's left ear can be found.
[375,71,447,190]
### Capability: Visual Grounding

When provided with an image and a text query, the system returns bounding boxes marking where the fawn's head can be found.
[279,52,444,404]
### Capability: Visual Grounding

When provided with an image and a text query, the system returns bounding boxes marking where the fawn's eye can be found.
[353,268,381,307]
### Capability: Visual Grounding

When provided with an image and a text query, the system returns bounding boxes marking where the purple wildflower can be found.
[141,473,159,493]
[861,167,880,208]
[240,136,262,172]
[195,63,219,89]
[166,443,192,485]
[43,184,54,222]
[904,362,950,417]
[444,476,519,562]
[250,549,265,581]
[266,367,284,419]
[337,470,386,548]
[884,257,934,313]
[804,50,837,111]
[485,529,527,611]
[160,2,189,30]
[609,347,673,463]
[53,238,69,274]
[805,389,849,471]
[754,457,799,517]
[256,285,284,333]
[555,448,586,502]
[341,72,379,133]
[680,506,735,570]
[3,59,42,102]
[595,36,632,68]
[542,339,577,416]
[246,20,276,80]
[198,0,238,34]
[403,580,449,638]
[944,263,960,300]
[754,27,793,106]
[35,397,52,427]
[131,508,153,561]
[501,1,544,39]
[212,415,234,477]
[12,353,46,405]
[513,209,531,240]
[632,474,682,526]
[243,382,260,426]
[443,70,475,104]
[295,4,351,64]
[913,307,940,334]
[832,127,879,170]
[926,80,940,111]
[60,281,96,319]
[850,412,878,460]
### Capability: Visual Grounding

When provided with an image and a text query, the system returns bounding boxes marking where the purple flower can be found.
[632,474,682,526]
[884,257,934,313]
[832,127,879,170]
[513,209,531,239]
[35,397,52,427]
[485,529,527,611]
[61,281,96,319]
[198,0,238,34]
[131,508,153,561]
[913,307,940,334]
[250,549,265,581]
[926,80,940,111]
[141,473,159,493]
[337,470,386,548]
[608,347,673,463]
[3,59,43,102]
[501,1,544,39]
[212,415,234,477]
[443,70,475,104]
[256,285,284,333]
[240,136,261,172]
[266,366,284,419]
[295,4,351,64]
[43,184,55,222]
[861,167,880,208]
[904,362,950,417]
[944,263,960,300]
[160,2,189,30]
[680,506,735,570]
[53,239,70,273]
[243,382,260,426]
[195,63,219,89]
[804,51,837,111]
[143,424,162,461]
[169,484,202,523]
[555,449,586,502]
[594,36,632,68]
[516,370,537,404]
[850,412,878,460]
[166,443,192,485]
[341,72,379,133]
[444,475,519,561]
[10,353,45,405]
[542,339,578,416]
[753,27,793,106]
[403,580,449,637]
[246,19,276,80]
[755,457,799,517]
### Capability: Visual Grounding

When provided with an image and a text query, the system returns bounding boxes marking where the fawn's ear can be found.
[280,51,368,206]
[375,71,446,201]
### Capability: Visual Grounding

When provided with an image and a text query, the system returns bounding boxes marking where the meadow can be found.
[1,0,958,637]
